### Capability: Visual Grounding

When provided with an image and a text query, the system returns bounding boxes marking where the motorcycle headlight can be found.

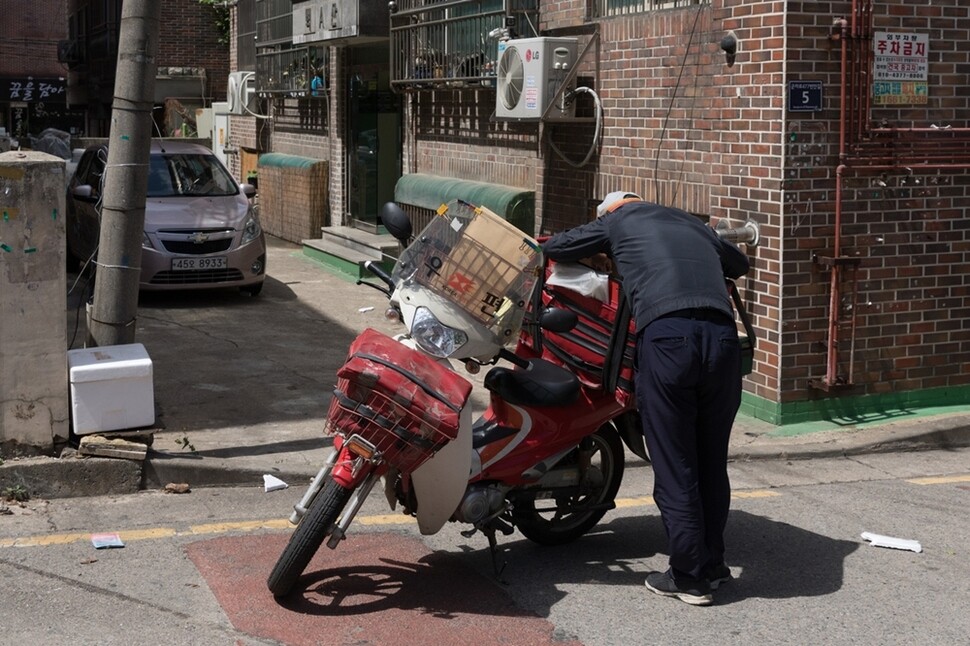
[241,209,262,245]
[411,306,468,358]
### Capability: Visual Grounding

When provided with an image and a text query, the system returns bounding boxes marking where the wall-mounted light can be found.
[720,31,739,67]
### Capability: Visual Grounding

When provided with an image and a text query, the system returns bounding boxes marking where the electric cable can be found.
[240,71,272,119]
[653,3,705,205]
[547,86,604,168]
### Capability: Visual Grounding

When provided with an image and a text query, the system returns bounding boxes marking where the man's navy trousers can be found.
[635,308,742,581]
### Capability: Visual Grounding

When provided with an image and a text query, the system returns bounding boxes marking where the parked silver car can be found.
[67,141,266,296]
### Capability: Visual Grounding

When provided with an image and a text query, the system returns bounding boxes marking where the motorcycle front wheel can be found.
[512,424,625,546]
[267,478,353,597]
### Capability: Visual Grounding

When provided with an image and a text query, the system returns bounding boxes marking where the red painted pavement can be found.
[186,532,583,646]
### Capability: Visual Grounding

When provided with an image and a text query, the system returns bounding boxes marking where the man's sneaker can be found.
[706,564,733,590]
[645,570,713,606]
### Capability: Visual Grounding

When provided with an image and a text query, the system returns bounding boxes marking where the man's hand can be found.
[584,252,614,274]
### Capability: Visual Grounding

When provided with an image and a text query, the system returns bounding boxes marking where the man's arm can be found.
[716,237,750,279]
[541,218,611,263]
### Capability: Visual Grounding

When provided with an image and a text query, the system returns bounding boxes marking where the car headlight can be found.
[241,210,262,245]
[142,232,153,250]
[411,306,468,358]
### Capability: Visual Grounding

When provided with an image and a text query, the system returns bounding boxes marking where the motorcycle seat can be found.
[484,358,581,407]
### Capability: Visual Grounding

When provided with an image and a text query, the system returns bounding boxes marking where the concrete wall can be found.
[0,151,68,454]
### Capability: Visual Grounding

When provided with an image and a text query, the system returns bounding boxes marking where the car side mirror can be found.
[242,184,256,198]
[71,184,97,203]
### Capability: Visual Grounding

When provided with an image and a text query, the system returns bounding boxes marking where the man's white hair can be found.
[596,191,641,218]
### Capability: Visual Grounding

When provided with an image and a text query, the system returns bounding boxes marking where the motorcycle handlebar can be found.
[363,261,394,291]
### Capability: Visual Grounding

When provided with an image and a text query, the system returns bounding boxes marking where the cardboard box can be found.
[67,343,155,435]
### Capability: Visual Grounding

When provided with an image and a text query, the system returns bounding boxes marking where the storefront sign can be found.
[3,77,66,103]
[872,32,928,105]
[293,0,360,43]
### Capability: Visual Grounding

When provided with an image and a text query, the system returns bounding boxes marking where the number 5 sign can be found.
[788,80,823,112]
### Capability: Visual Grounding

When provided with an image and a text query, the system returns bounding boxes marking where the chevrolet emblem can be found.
[188,232,210,244]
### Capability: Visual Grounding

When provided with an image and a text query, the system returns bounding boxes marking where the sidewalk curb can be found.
[727,424,970,462]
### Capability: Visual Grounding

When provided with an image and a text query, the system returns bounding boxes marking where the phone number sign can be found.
[873,31,928,105]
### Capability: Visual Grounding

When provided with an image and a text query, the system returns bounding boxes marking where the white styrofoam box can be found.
[67,343,155,435]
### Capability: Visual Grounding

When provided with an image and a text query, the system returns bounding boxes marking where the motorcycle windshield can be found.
[391,200,542,345]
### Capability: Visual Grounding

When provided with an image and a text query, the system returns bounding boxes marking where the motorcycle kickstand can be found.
[484,527,509,584]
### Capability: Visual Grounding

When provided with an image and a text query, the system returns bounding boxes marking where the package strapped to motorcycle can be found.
[392,200,543,342]
[328,328,473,472]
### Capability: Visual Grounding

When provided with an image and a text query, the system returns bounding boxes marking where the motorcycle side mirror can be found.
[380,202,413,244]
[538,307,577,333]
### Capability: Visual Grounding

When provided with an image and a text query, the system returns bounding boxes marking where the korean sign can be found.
[3,77,66,103]
[292,0,360,44]
[872,32,928,105]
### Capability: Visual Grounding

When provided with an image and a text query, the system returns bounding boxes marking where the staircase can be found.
[302,226,399,281]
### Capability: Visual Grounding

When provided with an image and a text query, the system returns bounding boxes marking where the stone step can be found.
[301,236,394,282]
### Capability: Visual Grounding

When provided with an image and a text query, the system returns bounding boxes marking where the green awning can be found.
[257,153,320,169]
[394,173,534,233]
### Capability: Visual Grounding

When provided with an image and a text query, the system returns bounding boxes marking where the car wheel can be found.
[241,282,263,297]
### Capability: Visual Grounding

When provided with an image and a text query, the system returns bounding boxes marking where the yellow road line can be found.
[188,520,292,535]
[906,474,970,486]
[732,490,782,499]
[0,488,783,548]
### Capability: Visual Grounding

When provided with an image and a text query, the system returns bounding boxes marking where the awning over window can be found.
[394,173,535,234]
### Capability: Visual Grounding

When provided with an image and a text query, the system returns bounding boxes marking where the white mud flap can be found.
[410,405,473,535]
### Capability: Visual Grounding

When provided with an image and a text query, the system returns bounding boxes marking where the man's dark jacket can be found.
[541,201,750,334]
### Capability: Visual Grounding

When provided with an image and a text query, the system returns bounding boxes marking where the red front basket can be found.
[326,328,472,473]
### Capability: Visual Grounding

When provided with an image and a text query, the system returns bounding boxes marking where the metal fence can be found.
[390,0,538,90]
[591,0,705,18]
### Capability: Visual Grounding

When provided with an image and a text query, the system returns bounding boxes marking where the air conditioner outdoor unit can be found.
[495,37,578,121]
[227,71,256,116]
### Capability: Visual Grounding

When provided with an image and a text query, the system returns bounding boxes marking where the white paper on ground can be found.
[861,531,922,553]
[263,474,289,492]
[91,532,125,549]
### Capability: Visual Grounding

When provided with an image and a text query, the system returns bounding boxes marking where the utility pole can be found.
[87,0,161,347]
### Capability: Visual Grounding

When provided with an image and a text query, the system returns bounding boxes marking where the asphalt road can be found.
[2,448,968,645]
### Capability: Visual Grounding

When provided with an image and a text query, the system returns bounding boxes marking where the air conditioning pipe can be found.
[715,219,760,247]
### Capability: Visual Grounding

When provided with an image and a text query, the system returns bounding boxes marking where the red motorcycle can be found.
[267,200,754,596]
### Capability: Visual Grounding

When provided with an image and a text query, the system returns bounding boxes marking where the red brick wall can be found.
[159,2,229,103]
[782,0,970,402]
[258,158,329,243]
[403,0,970,411]
[0,0,68,76]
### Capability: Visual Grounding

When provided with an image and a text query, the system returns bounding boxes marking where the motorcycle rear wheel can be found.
[267,478,353,597]
[512,425,625,546]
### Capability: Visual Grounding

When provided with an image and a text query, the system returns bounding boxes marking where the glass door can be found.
[347,44,401,232]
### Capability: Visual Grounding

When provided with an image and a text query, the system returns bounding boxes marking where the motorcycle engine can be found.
[454,484,507,524]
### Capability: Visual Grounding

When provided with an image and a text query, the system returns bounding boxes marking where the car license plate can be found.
[172,256,227,271]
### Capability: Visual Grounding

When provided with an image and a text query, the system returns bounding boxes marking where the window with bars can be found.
[389,0,538,90]
[237,0,257,70]
[256,45,328,96]
[591,0,706,18]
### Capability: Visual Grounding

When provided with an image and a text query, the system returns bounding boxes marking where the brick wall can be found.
[782,0,970,407]
[0,0,68,76]
[257,157,329,243]
[158,2,230,103]
[403,0,970,417]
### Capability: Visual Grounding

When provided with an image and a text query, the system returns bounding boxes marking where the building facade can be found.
[63,0,230,137]
[0,0,77,142]
[228,0,970,425]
